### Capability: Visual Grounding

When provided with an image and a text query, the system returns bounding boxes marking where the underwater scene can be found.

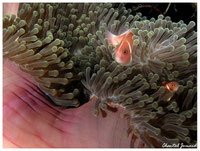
[3,3,197,148]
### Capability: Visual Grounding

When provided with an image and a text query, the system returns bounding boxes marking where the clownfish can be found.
[106,30,134,65]
[162,81,179,101]
[163,81,179,92]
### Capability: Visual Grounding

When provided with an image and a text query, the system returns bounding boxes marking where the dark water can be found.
[124,3,197,26]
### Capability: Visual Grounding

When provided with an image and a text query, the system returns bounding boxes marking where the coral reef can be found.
[3,3,197,148]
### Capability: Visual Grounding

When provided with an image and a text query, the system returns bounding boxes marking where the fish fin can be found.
[106,30,119,47]
[106,30,124,47]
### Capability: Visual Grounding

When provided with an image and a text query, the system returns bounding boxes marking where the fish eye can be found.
[123,49,128,54]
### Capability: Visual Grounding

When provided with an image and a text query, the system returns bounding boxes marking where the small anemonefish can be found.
[163,81,179,92]
[162,81,179,101]
[106,30,134,65]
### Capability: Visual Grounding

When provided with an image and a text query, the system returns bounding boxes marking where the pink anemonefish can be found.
[163,81,179,92]
[162,81,179,101]
[106,30,134,65]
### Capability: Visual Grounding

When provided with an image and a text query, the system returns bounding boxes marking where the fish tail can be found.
[105,30,116,46]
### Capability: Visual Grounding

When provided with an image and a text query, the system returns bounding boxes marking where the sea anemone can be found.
[3,3,197,148]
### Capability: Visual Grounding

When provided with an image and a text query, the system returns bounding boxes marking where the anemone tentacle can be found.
[3,3,197,148]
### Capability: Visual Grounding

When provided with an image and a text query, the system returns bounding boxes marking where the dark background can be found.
[124,3,197,26]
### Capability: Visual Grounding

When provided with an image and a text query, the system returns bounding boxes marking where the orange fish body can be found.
[106,30,134,65]
[163,81,179,93]
[162,81,179,101]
